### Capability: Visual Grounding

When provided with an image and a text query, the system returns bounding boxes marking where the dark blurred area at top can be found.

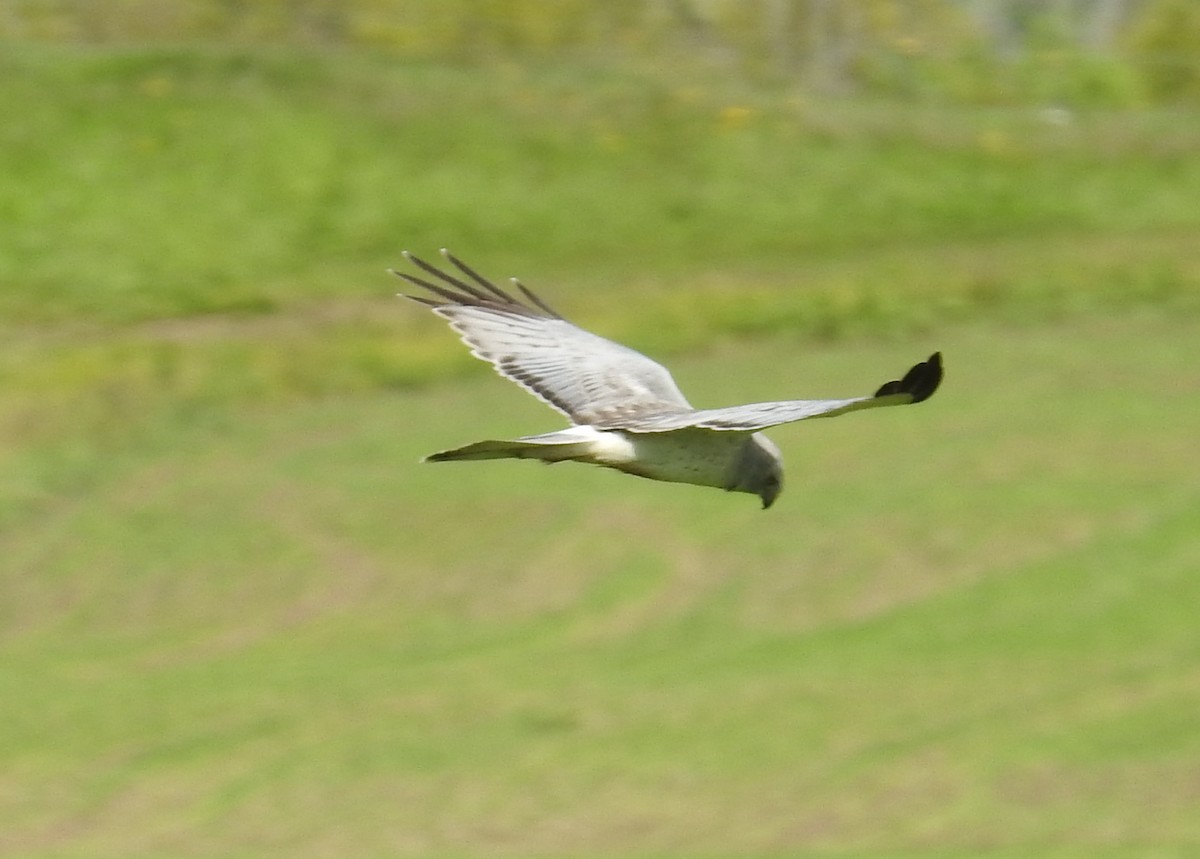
[3,0,1199,106]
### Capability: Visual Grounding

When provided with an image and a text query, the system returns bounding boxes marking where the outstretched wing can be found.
[393,250,693,425]
[607,352,943,432]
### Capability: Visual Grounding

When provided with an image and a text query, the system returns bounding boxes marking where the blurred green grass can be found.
[3,319,1198,856]
[3,44,1200,857]
[5,44,1200,326]
[4,45,1199,524]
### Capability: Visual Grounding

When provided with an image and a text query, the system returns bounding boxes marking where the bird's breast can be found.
[610,428,748,489]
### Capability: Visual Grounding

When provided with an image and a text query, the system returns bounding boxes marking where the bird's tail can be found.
[424,431,594,464]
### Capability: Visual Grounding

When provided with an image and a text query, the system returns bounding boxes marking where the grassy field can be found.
[3,44,1200,857]
[4,318,1199,857]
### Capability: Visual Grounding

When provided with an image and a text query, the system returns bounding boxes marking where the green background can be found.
[3,3,1199,856]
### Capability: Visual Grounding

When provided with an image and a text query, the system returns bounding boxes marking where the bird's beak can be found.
[760,489,778,510]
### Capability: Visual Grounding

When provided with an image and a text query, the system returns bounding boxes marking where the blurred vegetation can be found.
[5,0,1200,104]
[2,7,1200,855]
[3,320,1199,857]
[2,25,1200,529]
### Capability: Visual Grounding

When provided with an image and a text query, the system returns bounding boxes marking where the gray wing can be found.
[609,352,944,432]
[393,250,693,425]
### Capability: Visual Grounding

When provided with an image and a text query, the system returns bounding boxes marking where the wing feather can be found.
[394,251,692,424]
[397,252,942,433]
[610,353,943,432]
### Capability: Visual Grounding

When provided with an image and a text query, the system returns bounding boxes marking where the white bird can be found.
[394,250,942,509]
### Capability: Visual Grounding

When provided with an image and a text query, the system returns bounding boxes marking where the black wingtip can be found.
[874,352,943,403]
[393,250,563,321]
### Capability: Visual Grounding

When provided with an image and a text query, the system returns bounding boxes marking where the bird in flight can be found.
[394,250,942,509]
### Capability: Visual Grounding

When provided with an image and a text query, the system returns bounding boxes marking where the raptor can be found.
[394,250,942,509]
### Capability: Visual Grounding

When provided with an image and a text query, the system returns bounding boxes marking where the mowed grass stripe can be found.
[1,317,1196,856]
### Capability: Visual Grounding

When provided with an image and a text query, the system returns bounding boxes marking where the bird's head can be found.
[729,433,784,510]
